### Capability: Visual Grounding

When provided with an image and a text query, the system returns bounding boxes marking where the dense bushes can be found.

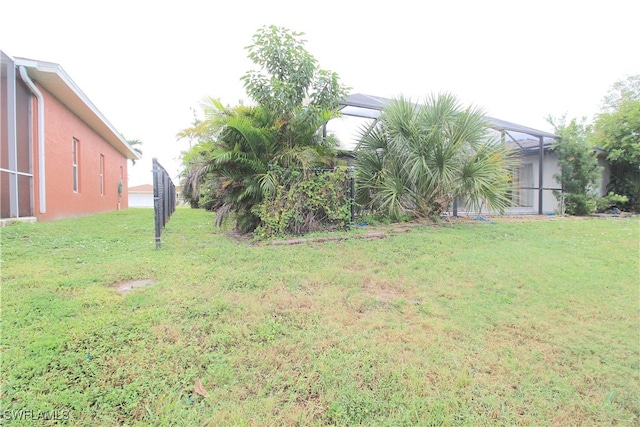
[252,166,351,239]
[178,25,349,236]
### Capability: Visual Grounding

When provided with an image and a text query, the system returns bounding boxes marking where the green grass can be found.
[1,208,638,426]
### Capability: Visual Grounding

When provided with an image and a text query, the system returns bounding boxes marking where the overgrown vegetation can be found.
[546,75,640,215]
[178,25,349,233]
[355,94,514,220]
[547,116,602,215]
[252,166,351,239]
[591,75,640,211]
[2,209,638,425]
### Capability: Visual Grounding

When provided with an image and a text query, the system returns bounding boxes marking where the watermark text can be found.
[1,408,71,421]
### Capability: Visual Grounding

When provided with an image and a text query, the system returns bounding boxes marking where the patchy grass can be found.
[1,208,638,425]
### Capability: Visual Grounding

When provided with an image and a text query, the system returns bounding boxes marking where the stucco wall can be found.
[35,84,129,221]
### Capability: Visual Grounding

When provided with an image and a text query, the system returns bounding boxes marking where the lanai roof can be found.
[338,93,559,150]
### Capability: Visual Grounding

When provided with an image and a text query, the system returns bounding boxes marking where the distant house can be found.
[128,184,154,208]
[129,183,185,208]
[1,51,139,223]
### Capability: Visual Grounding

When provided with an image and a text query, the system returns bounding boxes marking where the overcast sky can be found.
[2,0,638,185]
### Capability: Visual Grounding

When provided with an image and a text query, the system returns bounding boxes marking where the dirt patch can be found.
[270,232,387,246]
[113,279,157,296]
[362,278,405,303]
[226,230,255,243]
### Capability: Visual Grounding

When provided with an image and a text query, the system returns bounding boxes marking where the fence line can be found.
[152,158,176,248]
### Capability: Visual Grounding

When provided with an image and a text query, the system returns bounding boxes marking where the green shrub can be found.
[557,192,597,216]
[596,192,629,213]
[252,166,351,239]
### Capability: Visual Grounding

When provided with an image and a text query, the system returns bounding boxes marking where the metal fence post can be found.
[349,166,356,227]
[152,158,176,249]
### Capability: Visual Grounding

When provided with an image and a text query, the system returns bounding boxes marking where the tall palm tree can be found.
[355,94,514,219]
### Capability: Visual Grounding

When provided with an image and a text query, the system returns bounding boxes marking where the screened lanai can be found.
[327,93,562,215]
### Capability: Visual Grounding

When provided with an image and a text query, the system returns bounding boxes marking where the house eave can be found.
[13,57,139,160]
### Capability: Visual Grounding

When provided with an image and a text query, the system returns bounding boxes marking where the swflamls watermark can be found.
[1,408,71,421]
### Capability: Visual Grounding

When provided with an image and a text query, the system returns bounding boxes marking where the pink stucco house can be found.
[1,51,139,223]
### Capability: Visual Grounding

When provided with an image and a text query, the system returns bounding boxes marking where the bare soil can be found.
[113,279,157,295]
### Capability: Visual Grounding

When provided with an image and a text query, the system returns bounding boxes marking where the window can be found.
[72,138,79,192]
[99,154,105,195]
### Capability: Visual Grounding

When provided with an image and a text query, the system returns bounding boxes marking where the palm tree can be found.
[355,93,514,219]
[126,139,143,165]
[179,25,349,233]
[179,98,340,232]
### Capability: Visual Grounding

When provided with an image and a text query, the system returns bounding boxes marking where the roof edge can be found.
[13,56,140,160]
[340,93,560,140]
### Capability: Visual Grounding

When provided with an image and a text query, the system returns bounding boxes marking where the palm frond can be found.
[355,93,512,218]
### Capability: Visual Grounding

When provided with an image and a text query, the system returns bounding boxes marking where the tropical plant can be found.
[354,94,514,220]
[126,139,143,165]
[178,25,349,233]
[547,115,602,216]
[179,101,273,230]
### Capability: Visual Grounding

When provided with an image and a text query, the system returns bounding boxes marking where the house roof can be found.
[128,184,154,193]
[11,54,139,160]
[339,93,560,142]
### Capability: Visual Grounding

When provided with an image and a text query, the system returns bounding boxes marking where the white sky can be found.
[2,0,638,186]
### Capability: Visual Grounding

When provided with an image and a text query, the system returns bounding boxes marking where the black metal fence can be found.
[152,158,176,248]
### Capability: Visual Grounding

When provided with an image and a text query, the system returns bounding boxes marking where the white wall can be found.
[128,193,153,208]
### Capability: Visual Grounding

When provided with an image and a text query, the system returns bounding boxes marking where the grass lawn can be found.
[1,208,638,425]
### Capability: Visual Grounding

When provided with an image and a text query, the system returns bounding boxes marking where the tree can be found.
[180,101,277,230]
[355,94,514,220]
[178,26,349,232]
[241,25,348,121]
[592,75,640,211]
[600,74,640,113]
[126,139,143,165]
[548,115,601,215]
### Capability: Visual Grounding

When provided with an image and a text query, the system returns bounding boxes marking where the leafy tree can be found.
[178,26,349,233]
[592,75,640,211]
[600,74,640,113]
[548,115,601,215]
[355,94,514,220]
[242,25,347,121]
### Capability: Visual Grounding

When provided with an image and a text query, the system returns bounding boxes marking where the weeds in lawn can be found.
[1,209,638,425]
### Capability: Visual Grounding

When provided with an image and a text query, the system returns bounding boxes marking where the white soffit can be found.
[14,57,139,160]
